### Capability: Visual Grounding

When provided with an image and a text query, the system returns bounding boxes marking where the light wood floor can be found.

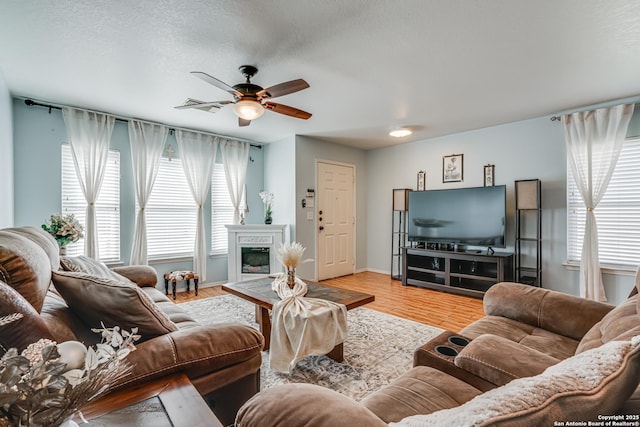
[173,271,486,332]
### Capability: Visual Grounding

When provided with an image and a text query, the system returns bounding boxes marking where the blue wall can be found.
[365,112,640,305]
[11,95,640,304]
[12,98,264,289]
[263,135,368,281]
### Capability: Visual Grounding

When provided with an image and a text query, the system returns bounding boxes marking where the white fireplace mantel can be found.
[226,224,288,282]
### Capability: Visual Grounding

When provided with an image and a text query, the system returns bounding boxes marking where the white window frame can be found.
[142,156,198,260]
[566,137,640,270]
[61,144,120,262]
[211,163,246,255]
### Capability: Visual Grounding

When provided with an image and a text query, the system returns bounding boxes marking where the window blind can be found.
[143,157,198,259]
[61,144,120,262]
[567,137,640,268]
[211,163,246,255]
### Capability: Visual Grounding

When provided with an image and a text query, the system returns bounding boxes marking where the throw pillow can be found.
[60,255,133,284]
[392,336,640,427]
[51,270,178,342]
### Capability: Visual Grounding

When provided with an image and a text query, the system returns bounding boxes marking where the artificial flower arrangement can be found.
[41,214,84,249]
[277,242,306,271]
[259,191,274,223]
[276,242,308,289]
[0,313,139,427]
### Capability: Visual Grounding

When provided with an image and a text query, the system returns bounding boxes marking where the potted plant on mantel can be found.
[259,192,274,225]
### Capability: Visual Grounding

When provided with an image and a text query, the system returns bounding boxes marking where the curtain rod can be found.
[23,98,263,149]
[549,96,640,122]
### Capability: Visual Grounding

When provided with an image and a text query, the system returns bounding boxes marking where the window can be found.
[567,137,640,268]
[61,144,120,262]
[143,157,198,259]
[211,163,246,255]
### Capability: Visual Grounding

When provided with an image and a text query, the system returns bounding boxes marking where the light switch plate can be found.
[307,211,314,220]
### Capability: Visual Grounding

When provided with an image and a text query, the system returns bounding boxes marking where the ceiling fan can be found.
[176,65,311,127]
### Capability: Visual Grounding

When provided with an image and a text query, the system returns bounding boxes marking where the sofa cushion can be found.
[236,383,386,427]
[577,294,640,354]
[480,282,614,341]
[392,337,640,427]
[460,315,579,360]
[51,270,178,342]
[455,334,561,386]
[0,280,55,352]
[60,255,134,284]
[361,366,483,424]
[40,287,85,343]
[141,287,200,330]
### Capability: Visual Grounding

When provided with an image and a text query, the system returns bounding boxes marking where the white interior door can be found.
[317,161,355,280]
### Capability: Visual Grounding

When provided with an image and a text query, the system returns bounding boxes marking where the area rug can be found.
[179,295,443,401]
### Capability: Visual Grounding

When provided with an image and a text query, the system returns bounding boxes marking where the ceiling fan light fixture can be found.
[233,99,265,121]
[389,128,412,138]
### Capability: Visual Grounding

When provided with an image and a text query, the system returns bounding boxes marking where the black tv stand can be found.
[402,247,514,298]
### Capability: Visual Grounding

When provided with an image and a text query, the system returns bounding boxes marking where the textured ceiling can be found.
[1,0,640,149]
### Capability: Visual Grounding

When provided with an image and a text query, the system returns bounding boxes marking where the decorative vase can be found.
[265,216,272,225]
[286,267,296,289]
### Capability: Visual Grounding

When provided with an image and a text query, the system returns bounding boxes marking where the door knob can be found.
[319,210,323,215]
[319,226,324,231]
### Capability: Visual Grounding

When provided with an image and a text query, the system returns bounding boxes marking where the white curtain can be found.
[176,130,218,281]
[62,107,115,259]
[562,103,634,301]
[220,139,250,224]
[128,120,168,265]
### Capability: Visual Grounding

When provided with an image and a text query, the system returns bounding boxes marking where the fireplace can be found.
[226,224,287,282]
[242,247,270,274]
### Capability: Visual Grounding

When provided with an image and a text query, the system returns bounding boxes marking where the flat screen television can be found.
[407,185,506,248]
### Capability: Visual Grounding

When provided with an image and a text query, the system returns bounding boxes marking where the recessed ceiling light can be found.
[389,128,412,138]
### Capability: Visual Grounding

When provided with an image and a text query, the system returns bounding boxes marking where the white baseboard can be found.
[360,267,390,275]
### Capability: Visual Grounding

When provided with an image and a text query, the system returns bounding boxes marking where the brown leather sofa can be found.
[0,226,264,425]
[236,280,640,426]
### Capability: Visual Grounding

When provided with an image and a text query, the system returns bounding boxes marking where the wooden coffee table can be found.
[222,276,375,362]
[77,374,222,427]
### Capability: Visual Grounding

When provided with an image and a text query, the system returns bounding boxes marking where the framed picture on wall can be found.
[443,154,463,183]
[417,170,426,191]
[484,164,495,187]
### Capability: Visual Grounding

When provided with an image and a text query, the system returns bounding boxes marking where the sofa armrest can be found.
[111,265,158,287]
[483,282,614,340]
[236,383,386,427]
[113,323,264,391]
[454,334,561,386]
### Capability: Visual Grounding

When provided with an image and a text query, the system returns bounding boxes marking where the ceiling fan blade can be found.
[239,117,251,127]
[264,102,312,120]
[174,100,232,110]
[191,71,243,98]
[257,79,309,99]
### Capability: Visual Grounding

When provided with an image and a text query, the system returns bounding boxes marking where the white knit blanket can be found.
[269,275,347,373]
